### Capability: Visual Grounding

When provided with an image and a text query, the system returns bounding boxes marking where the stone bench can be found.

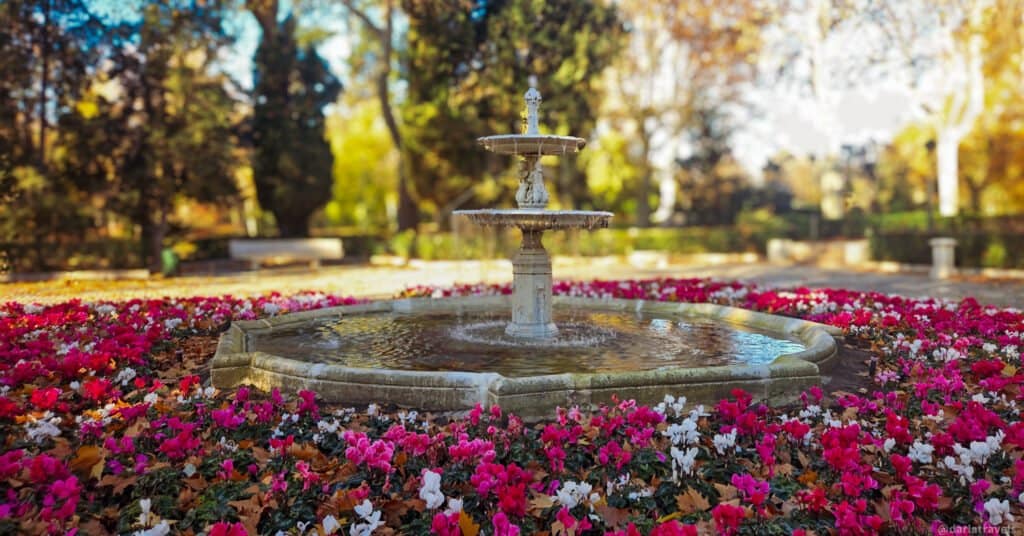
[228,238,344,270]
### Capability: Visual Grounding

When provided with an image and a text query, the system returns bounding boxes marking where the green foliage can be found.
[326,100,397,231]
[252,14,342,237]
[401,0,625,219]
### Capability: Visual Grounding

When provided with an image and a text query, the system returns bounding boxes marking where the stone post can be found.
[929,237,957,280]
[506,229,558,338]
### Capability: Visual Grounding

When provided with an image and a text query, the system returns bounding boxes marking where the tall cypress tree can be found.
[251,13,341,237]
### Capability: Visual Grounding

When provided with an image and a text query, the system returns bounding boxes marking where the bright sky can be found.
[85,1,926,178]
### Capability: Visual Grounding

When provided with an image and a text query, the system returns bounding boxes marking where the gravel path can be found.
[3,259,1022,308]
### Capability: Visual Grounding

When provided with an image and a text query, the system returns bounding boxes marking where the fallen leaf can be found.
[593,503,631,529]
[529,492,555,514]
[70,445,105,478]
[676,487,711,515]
[98,474,138,495]
[459,511,480,536]
[713,483,738,501]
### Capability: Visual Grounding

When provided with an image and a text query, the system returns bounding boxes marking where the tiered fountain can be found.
[211,83,841,419]
[455,86,612,339]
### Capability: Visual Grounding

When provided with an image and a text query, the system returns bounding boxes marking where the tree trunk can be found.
[936,132,960,218]
[38,0,51,167]
[635,127,652,227]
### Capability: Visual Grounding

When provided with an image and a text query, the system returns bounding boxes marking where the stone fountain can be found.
[455,86,612,338]
[210,84,842,419]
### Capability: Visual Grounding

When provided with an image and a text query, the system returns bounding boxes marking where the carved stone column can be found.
[506,229,557,338]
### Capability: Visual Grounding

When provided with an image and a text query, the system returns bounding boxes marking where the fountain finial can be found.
[524,85,542,135]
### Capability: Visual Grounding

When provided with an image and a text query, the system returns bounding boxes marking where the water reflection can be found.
[253,308,805,377]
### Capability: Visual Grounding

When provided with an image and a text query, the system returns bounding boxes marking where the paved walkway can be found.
[2,259,1022,308]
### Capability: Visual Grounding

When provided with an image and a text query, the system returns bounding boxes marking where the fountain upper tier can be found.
[457,209,612,232]
[477,134,585,156]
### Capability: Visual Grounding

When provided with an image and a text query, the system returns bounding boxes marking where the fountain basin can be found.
[211,296,841,419]
[478,134,586,155]
[455,209,612,231]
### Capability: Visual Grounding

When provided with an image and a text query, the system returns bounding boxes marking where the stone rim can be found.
[211,296,840,418]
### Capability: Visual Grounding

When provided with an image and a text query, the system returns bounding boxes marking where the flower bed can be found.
[1,279,1022,535]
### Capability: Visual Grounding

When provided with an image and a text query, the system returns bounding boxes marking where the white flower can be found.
[354,499,374,520]
[908,441,934,464]
[984,498,1012,525]
[664,418,700,446]
[322,515,341,535]
[144,392,159,405]
[115,367,137,386]
[883,438,896,453]
[555,481,594,509]
[1018,491,1024,505]
[132,520,171,536]
[23,304,44,314]
[349,500,383,536]
[262,302,281,316]
[444,497,463,515]
[138,498,153,526]
[419,470,445,509]
[25,412,62,443]
[713,429,737,455]
[164,318,183,331]
[366,403,379,416]
[95,304,117,316]
[942,455,975,482]
[799,405,821,419]
[670,446,699,481]
[183,463,197,477]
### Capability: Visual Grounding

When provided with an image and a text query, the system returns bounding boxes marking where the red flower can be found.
[209,521,248,536]
[712,503,746,536]
[29,387,60,410]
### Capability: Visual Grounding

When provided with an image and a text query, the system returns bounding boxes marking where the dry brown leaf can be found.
[797,470,818,485]
[529,492,555,514]
[593,503,631,529]
[70,445,104,477]
[676,487,711,515]
[797,450,811,469]
[714,483,738,501]
[458,511,480,536]
[98,474,138,495]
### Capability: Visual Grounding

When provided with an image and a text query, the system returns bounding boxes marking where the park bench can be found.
[228,238,344,270]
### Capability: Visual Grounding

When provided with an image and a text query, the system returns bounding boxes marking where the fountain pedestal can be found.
[455,84,611,339]
[507,230,557,338]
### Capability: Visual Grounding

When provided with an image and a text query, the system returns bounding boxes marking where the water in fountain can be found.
[454,85,612,339]
[252,307,806,377]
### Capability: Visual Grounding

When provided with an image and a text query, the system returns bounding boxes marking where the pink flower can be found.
[209,521,248,536]
[29,387,60,410]
[296,389,319,418]
[650,520,698,536]
[491,511,520,536]
[731,473,770,507]
[711,503,746,536]
[431,511,460,536]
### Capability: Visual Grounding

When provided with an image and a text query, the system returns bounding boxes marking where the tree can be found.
[339,0,418,232]
[95,2,240,270]
[401,0,624,225]
[871,0,1022,217]
[607,0,770,226]
[250,2,342,237]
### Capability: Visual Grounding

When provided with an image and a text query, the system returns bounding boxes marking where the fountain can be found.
[210,83,841,419]
[454,85,611,338]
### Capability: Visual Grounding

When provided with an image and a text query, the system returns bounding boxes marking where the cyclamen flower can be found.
[713,429,737,454]
[554,480,593,509]
[664,418,700,446]
[419,470,444,509]
[351,500,383,536]
[208,522,247,536]
[712,503,746,536]
[984,498,1012,525]
[491,511,520,536]
[907,441,934,464]
[670,446,698,481]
